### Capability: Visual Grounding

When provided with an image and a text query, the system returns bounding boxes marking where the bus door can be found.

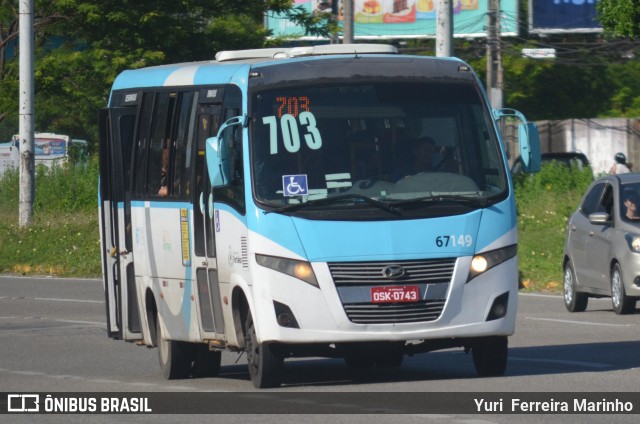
[98,107,142,341]
[193,100,226,339]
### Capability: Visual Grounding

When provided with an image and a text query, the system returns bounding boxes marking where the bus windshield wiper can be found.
[265,194,401,215]
[390,194,490,209]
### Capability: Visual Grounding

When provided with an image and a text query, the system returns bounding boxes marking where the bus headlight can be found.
[467,245,517,283]
[255,254,319,288]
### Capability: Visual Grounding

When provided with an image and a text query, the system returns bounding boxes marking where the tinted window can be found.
[580,183,606,215]
[251,82,505,215]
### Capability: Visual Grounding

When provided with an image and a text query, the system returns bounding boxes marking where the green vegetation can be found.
[3,2,640,147]
[0,159,101,276]
[514,164,594,293]
[0,1,337,144]
[0,160,594,293]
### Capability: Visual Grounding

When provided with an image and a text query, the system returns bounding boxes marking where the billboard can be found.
[530,0,602,34]
[266,0,519,39]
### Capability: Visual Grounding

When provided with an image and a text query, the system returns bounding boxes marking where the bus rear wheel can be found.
[156,314,192,379]
[471,336,508,377]
[244,311,283,388]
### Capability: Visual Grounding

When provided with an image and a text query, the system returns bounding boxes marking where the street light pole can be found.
[486,0,503,109]
[18,0,35,227]
[342,0,354,43]
[436,0,454,57]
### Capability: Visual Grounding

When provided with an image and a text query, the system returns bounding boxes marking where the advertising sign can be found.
[267,0,518,39]
[530,0,602,33]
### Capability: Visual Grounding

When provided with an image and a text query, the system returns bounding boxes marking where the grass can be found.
[513,163,594,293]
[0,158,101,277]
[0,158,594,294]
[0,209,100,276]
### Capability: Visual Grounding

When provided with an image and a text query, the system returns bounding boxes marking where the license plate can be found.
[371,285,420,304]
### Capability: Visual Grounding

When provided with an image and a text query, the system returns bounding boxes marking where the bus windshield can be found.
[251,82,506,214]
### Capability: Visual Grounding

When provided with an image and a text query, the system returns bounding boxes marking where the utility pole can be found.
[19,0,35,227]
[436,0,454,57]
[342,0,354,44]
[486,0,503,109]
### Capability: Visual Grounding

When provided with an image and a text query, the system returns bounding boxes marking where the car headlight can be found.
[255,254,319,288]
[467,244,518,283]
[624,234,640,253]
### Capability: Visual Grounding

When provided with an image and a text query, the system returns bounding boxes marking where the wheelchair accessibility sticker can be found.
[283,174,308,197]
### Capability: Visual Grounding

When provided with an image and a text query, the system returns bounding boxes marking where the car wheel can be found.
[611,263,636,315]
[472,336,508,377]
[563,260,588,312]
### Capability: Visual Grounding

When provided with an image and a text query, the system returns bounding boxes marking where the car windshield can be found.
[250,82,506,214]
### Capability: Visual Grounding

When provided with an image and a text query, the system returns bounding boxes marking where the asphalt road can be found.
[0,275,639,423]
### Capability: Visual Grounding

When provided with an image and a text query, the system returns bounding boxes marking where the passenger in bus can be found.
[158,141,170,197]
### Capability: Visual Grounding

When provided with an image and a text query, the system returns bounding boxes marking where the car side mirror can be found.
[588,211,611,225]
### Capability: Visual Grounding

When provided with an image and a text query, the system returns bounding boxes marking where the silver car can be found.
[563,173,640,314]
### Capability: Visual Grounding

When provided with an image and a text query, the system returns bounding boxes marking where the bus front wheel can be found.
[471,336,508,377]
[244,311,283,388]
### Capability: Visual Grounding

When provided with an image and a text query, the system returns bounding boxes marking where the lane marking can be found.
[1,296,103,304]
[56,319,106,327]
[0,275,100,282]
[510,356,610,369]
[0,368,200,391]
[519,292,561,299]
[34,297,103,304]
[526,317,631,328]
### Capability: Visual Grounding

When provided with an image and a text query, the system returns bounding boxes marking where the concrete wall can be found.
[506,118,640,176]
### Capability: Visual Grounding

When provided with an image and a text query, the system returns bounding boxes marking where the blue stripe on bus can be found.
[112,63,249,90]
[112,66,185,90]
[245,198,515,262]
[130,200,192,209]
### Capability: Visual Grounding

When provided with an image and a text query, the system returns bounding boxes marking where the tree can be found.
[597,0,640,39]
[0,0,64,137]
[0,0,335,146]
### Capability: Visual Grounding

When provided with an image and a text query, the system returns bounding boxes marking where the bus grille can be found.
[328,258,455,324]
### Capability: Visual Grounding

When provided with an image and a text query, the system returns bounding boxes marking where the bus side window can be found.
[133,93,155,198]
[172,91,196,198]
[146,93,173,197]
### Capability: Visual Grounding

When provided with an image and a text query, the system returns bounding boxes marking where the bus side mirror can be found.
[205,115,247,187]
[493,108,541,174]
[205,136,229,187]
[518,122,541,173]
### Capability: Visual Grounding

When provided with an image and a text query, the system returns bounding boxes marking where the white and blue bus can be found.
[98,44,540,388]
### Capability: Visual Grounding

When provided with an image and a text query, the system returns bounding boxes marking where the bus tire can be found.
[156,314,192,380]
[193,345,221,378]
[244,311,283,388]
[472,336,508,377]
[344,354,375,369]
[375,352,404,368]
